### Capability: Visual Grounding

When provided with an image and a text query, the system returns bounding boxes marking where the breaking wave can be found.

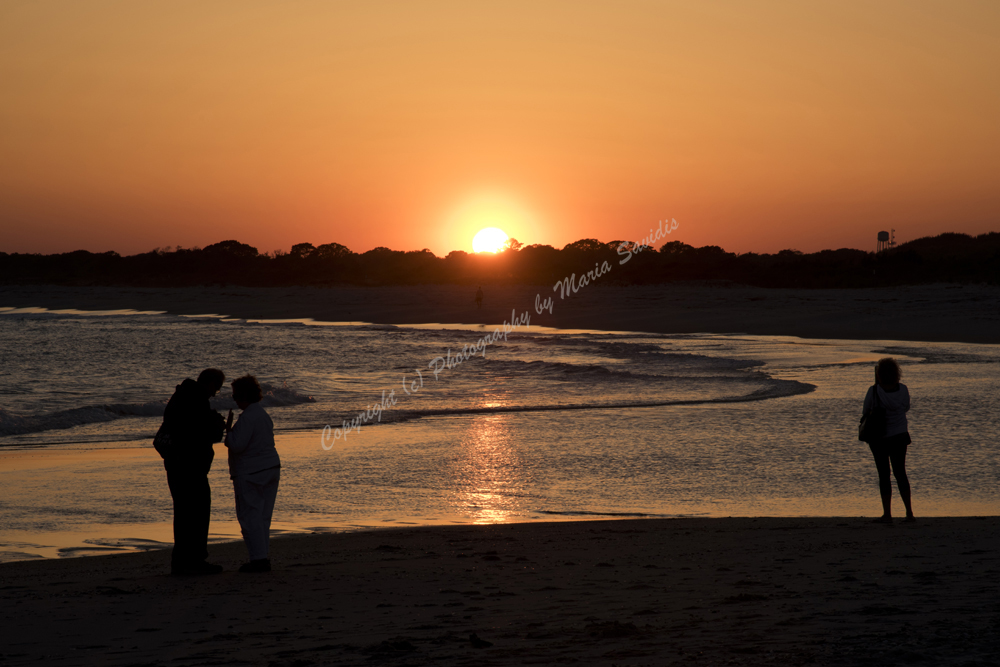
[0,382,314,437]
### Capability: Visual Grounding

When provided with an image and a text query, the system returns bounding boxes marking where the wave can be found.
[481,358,652,382]
[328,378,815,426]
[0,403,164,437]
[0,382,315,437]
[263,383,316,406]
[210,382,317,409]
[873,346,999,365]
[477,354,764,384]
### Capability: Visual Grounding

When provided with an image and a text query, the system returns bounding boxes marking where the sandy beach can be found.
[1,517,998,666]
[2,282,1000,344]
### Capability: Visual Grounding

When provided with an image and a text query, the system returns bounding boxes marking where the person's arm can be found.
[862,386,873,414]
[903,385,910,413]
[227,411,255,454]
[204,409,225,444]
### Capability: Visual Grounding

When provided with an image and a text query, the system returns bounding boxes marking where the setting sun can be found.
[472,227,509,253]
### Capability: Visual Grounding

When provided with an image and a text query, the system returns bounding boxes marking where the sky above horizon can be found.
[1,1,997,258]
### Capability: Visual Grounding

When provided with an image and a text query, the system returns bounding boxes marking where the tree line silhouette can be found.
[0,232,997,288]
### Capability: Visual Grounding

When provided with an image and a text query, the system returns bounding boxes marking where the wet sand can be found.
[2,282,1000,343]
[2,517,999,666]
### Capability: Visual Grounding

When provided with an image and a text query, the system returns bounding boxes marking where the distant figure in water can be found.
[225,375,280,573]
[862,357,914,523]
[162,368,226,575]
[475,286,484,310]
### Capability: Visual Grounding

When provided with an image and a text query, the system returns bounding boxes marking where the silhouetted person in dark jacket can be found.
[162,368,226,575]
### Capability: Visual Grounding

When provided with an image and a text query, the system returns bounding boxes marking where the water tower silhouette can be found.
[876,229,896,253]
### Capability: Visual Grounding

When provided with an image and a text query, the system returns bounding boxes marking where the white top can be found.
[226,402,280,478]
[862,383,910,437]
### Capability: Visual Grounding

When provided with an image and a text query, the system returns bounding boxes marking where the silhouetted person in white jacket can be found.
[862,357,914,523]
[225,375,280,572]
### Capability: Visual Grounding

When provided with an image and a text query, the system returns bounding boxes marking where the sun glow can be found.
[472,227,509,253]
[440,193,539,255]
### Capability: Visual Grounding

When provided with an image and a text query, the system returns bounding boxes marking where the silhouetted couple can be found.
[160,369,280,575]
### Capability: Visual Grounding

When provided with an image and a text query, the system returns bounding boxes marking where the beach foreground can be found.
[3,517,999,666]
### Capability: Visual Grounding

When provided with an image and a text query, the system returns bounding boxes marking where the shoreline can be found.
[3,516,999,665]
[3,282,1000,343]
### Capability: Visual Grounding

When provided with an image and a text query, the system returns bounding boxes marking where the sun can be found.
[472,227,509,253]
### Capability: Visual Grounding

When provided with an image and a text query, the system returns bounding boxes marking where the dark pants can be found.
[868,433,912,517]
[166,466,212,566]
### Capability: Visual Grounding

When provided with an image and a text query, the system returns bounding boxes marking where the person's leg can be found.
[192,472,211,563]
[166,467,183,566]
[888,443,914,518]
[168,468,214,567]
[167,467,196,567]
[868,443,893,518]
[259,468,280,558]
[167,465,220,574]
[233,474,268,561]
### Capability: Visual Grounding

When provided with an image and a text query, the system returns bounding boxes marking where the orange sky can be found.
[1,1,997,257]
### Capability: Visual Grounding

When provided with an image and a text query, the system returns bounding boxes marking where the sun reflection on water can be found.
[451,413,527,524]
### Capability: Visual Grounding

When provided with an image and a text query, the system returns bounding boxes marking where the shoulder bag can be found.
[153,423,175,459]
[858,384,887,443]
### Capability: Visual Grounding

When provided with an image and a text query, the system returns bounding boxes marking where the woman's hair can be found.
[231,374,263,404]
[875,357,901,384]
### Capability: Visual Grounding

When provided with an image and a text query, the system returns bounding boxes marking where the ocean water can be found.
[1,306,998,562]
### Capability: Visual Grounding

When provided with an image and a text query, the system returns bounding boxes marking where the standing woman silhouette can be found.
[863,357,915,522]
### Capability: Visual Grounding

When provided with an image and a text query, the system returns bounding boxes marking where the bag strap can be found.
[871,384,880,409]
